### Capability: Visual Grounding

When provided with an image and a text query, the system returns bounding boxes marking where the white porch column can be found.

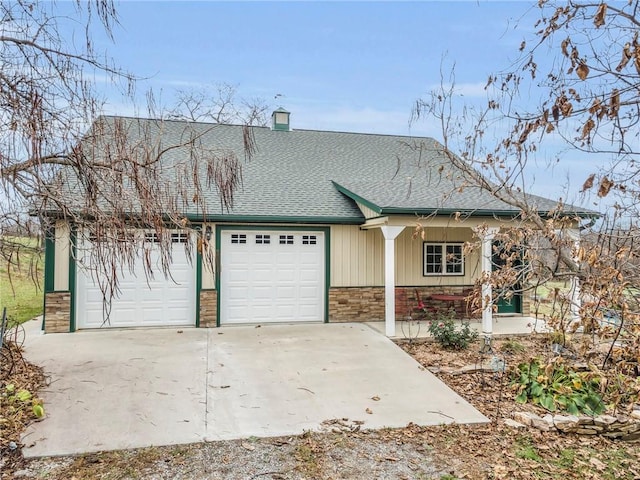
[479,227,499,338]
[567,229,582,323]
[381,226,405,337]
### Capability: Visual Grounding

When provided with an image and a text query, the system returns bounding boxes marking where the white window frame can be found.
[423,242,465,276]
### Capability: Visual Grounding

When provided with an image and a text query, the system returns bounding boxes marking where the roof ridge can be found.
[95,114,436,140]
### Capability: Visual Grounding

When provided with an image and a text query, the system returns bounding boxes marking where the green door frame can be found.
[492,240,523,314]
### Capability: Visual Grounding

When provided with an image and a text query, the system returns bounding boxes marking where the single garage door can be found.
[220,230,325,324]
[76,231,196,329]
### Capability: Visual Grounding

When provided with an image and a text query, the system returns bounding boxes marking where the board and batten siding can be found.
[53,220,70,291]
[331,224,481,287]
[355,201,381,220]
[395,226,479,286]
[331,225,384,286]
[201,223,216,290]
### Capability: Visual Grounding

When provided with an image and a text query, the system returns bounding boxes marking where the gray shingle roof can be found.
[64,115,594,223]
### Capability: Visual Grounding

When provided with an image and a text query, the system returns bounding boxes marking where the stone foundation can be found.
[328,287,385,322]
[521,294,532,318]
[199,289,218,327]
[44,292,71,333]
[402,286,478,319]
[329,285,483,323]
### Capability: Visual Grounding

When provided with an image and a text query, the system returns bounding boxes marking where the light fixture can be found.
[205,225,212,241]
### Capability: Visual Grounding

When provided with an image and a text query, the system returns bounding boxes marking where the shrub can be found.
[428,310,478,350]
[513,359,605,415]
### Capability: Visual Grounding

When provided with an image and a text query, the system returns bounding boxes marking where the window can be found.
[231,234,247,244]
[279,235,294,245]
[145,233,160,243]
[171,232,188,243]
[423,243,464,276]
[302,235,317,245]
[255,234,271,245]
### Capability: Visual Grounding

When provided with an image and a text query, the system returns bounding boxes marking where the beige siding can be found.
[330,225,384,286]
[201,223,216,290]
[54,220,70,291]
[395,226,479,286]
[356,202,381,220]
[331,224,481,287]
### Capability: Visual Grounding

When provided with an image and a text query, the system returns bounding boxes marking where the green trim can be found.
[215,225,221,327]
[218,225,331,232]
[42,226,55,332]
[215,225,331,325]
[38,210,366,225]
[185,214,364,225]
[332,181,383,215]
[195,230,203,328]
[331,180,599,220]
[379,206,521,218]
[68,227,77,332]
[44,227,55,293]
[324,228,330,323]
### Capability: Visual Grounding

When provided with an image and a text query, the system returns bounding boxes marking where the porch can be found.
[366,315,550,340]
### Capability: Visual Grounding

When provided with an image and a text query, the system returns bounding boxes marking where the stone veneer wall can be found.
[328,287,385,322]
[329,285,487,323]
[44,292,71,333]
[407,286,479,319]
[521,293,532,318]
[199,289,218,327]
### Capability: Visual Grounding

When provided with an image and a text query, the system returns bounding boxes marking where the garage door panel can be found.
[221,230,325,325]
[76,233,195,329]
[299,269,320,281]
[253,270,274,282]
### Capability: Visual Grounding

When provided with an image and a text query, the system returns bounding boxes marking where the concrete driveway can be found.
[21,320,487,457]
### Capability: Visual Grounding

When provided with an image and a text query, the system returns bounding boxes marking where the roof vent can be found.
[271,107,290,131]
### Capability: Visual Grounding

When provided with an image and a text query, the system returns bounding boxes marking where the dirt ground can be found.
[4,334,640,479]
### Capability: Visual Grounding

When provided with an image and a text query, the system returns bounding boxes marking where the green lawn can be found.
[1,237,44,325]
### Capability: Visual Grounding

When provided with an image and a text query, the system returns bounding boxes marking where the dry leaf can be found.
[581,173,595,192]
[241,442,255,451]
[598,176,614,197]
[576,63,589,80]
[581,118,595,140]
[616,42,632,71]
[561,38,570,57]
[371,395,380,401]
[594,3,607,28]
[590,457,606,470]
[366,408,373,414]
[609,89,620,118]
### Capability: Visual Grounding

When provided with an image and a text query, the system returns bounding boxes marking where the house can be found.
[42,110,593,336]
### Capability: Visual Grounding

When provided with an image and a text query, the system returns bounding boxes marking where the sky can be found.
[59,1,606,209]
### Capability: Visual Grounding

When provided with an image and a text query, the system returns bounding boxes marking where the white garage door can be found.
[220,230,325,324]
[76,232,196,329]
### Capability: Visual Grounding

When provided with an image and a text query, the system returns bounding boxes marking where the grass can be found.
[500,339,526,354]
[515,436,542,462]
[1,236,44,324]
[531,280,572,319]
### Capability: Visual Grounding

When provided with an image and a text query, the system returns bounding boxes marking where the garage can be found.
[75,231,196,329]
[220,229,326,324]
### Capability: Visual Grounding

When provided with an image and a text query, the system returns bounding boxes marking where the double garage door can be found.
[75,229,325,328]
